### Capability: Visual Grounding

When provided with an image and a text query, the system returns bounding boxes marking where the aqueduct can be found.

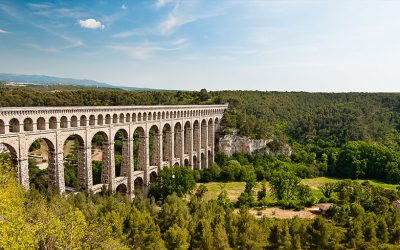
[0,104,228,196]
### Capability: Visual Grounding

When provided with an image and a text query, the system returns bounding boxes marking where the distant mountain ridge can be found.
[0,73,167,91]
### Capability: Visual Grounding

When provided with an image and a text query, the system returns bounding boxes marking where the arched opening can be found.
[193,155,198,169]
[158,112,161,120]
[91,131,110,186]
[114,129,129,178]
[0,143,19,177]
[208,119,213,147]
[116,183,128,194]
[193,120,200,154]
[119,113,124,123]
[143,113,147,121]
[98,115,104,125]
[148,112,152,121]
[0,119,4,134]
[184,121,191,155]
[138,113,142,122]
[60,116,68,128]
[201,119,207,149]
[166,112,169,119]
[201,153,206,169]
[9,118,20,133]
[149,171,157,183]
[49,117,57,129]
[105,114,111,124]
[63,135,85,192]
[184,159,189,167]
[134,177,144,193]
[174,122,182,160]
[208,150,213,166]
[113,114,118,124]
[153,112,157,120]
[162,112,165,119]
[133,127,146,171]
[132,113,136,122]
[71,116,78,127]
[162,124,172,163]
[126,113,131,123]
[215,117,220,131]
[174,162,179,167]
[24,118,33,131]
[149,125,160,166]
[37,117,45,130]
[89,115,96,126]
[80,115,87,127]
[28,138,57,192]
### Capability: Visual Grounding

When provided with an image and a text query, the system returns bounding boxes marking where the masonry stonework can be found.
[0,104,227,197]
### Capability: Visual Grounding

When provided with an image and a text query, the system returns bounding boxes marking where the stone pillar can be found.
[193,124,200,168]
[109,141,115,190]
[163,130,173,165]
[139,135,147,171]
[184,127,193,167]
[121,139,130,177]
[150,132,161,167]
[144,134,150,183]
[203,124,209,168]
[55,150,65,193]
[170,130,174,166]
[101,141,114,188]
[128,137,134,195]
[47,150,58,191]
[85,145,93,190]
[18,158,29,189]
[209,120,215,164]
[77,145,87,189]
[19,123,24,133]
[174,127,183,165]
[180,129,185,166]
[157,133,162,168]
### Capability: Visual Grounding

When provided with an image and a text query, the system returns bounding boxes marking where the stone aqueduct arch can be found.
[0,104,227,196]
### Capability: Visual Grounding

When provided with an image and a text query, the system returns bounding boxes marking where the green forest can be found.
[1,86,400,249]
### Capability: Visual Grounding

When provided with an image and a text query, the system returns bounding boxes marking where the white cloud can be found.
[155,0,172,9]
[171,38,188,46]
[159,13,179,34]
[158,2,221,35]
[27,3,51,9]
[79,19,104,29]
[121,4,127,10]
[112,31,135,38]
[0,28,8,33]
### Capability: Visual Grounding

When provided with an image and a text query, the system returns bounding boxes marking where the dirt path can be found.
[248,207,319,219]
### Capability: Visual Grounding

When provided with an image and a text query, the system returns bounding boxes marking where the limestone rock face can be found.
[217,133,292,157]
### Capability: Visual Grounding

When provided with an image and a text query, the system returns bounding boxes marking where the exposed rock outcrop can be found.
[217,132,291,157]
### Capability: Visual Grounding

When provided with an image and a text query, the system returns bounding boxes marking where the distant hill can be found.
[0,73,169,91]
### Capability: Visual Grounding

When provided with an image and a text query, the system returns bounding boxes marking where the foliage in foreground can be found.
[2,160,400,249]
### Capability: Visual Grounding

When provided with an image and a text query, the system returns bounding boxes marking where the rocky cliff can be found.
[217,133,292,157]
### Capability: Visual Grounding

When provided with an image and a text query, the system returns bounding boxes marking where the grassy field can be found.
[198,177,399,202]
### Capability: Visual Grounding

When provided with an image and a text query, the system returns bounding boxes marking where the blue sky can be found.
[1,0,400,91]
